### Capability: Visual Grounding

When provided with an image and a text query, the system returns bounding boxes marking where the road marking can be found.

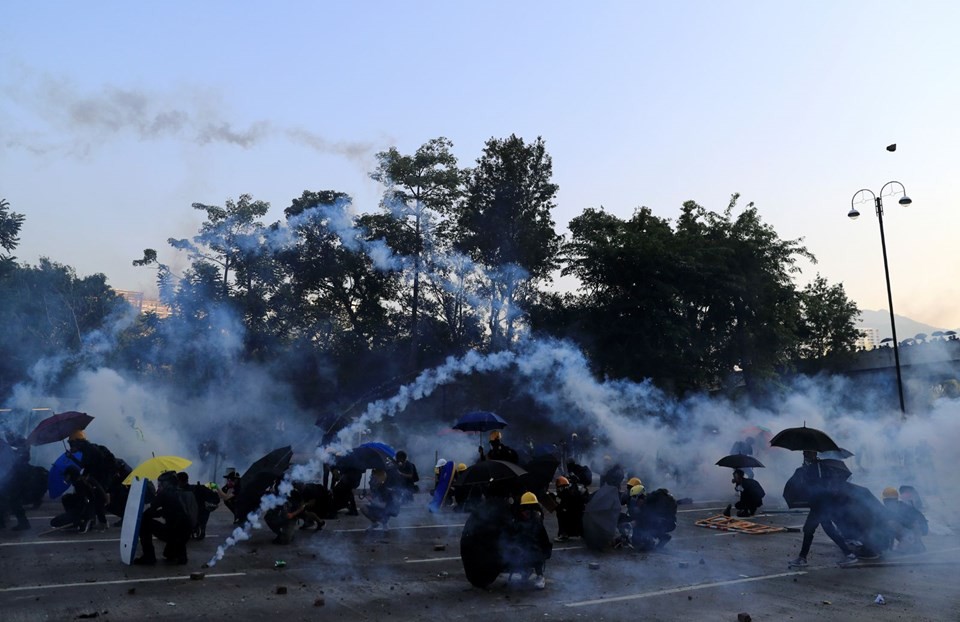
[678,506,724,513]
[333,523,464,534]
[564,570,807,607]
[0,538,119,547]
[405,545,583,564]
[0,572,247,593]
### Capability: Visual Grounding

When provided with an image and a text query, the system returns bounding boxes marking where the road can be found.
[2,495,958,621]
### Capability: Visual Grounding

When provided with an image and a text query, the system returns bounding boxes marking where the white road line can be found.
[564,570,807,607]
[0,538,119,547]
[405,545,583,564]
[678,506,724,513]
[0,572,247,593]
[333,523,464,534]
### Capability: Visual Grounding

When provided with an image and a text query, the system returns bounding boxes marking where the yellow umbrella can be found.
[122,456,192,485]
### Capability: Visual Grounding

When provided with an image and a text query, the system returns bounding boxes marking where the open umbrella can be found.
[452,411,508,432]
[336,442,396,472]
[520,454,561,493]
[458,460,527,486]
[582,484,622,550]
[48,451,82,499]
[880,337,893,344]
[231,446,294,522]
[819,447,855,460]
[122,456,192,485]
[242,446,294,483]
[716,454,765,469]
[770,425,840,453]
[26,411,94,446]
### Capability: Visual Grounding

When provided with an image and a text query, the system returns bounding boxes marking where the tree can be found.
[796,275,861,359]
[456,135,561,349]
[370,138,463,367]
[0,198,25,272]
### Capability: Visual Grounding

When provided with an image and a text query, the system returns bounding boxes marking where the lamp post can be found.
[848,181,911,415]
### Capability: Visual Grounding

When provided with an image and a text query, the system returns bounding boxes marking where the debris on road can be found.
[190,572,205,581]
[875,594,886,605]
[276,585,288,595]
[588,562,600,570]
[737,614,752,622]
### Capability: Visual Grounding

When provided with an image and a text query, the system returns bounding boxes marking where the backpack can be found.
[179,489,200,530]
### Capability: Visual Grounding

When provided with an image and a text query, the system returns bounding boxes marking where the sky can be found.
[2,1,959,332]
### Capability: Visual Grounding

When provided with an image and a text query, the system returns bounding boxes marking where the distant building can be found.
[855,327,880,351]
[115,289,172,319]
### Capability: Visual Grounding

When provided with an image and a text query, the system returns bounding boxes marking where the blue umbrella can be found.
[452,411,508,432]
[337,442,397,471]
[48,451,82,499]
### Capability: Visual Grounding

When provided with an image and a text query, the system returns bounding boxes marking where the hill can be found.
[856,308,949,341]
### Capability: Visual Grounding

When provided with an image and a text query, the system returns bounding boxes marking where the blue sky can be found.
[2,1,958,332]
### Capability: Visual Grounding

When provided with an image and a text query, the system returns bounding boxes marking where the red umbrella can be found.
[26,411,94,446]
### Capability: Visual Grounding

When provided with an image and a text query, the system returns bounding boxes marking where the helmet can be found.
[520,492,539,506]
[627,477,642,487]
[69,430,87,442]
[882,486,899,500]
[489,430,502,442]
[555,476,570,487]
[457,463,467,472]
[630,484,645,497]
[435,459,448,469]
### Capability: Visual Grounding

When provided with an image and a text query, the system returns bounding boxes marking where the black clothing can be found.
[501,509,552,576]
[460,498,514,588]
[138,484,192,564]
[631,489,677,551]
[884,498,928,552]
[735,478,765,516]
[555,486,587,538]
[486,442,520,465]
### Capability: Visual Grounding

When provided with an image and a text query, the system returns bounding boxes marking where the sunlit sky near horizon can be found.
[2,2,959,334]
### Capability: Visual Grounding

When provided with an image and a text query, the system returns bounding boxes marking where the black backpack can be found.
[178,489,200,530]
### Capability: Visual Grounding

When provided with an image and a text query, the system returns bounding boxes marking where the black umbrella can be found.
[818,458,852,480]
[582,484,622,551]
[335,442,397,472]
[819,448,855,460]
[459,460,527,486]
[240,446,293,487]
[770,425,840,453]
[521,454,561,493]
[452,411,508,432]
[715,454,765,469]
[26,411,94,446]
[782,459,852,508]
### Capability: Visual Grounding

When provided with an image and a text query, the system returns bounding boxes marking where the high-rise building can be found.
[115,290,172,319]
[855,327,881,350]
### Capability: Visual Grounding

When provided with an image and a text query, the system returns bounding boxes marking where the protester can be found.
[391,450,420,503]
[554,476,586,542]
[217,469,242,523]
[265,484,302,545]
[482,430,519,464]
[360,469,399,530]
[788,457,856,567]
[501,492,552,589]
[134,471,196,565]
[0,432,30,530]
[882,486,928,553]
[330,466,361,517]
[724,469,765,517]
[631,487,677,551]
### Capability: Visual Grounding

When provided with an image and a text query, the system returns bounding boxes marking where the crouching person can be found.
[882,486,928,553]
[501,492,552,589]
[134,471,196,565]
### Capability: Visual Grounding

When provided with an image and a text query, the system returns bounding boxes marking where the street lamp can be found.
[848,181,912,415]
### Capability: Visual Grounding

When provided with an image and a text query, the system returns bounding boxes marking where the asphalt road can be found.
[2,495,958,621]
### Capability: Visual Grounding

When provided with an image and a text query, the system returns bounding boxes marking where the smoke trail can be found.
[1,73,373,161]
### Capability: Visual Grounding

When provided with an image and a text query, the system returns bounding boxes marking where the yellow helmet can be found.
[520,492,539,505]
[882,486,899,500]
[457,463,467,472]
[555,476,570,487]
[627,477,642,487]
[630,484,645,497]
[489,430,502,442]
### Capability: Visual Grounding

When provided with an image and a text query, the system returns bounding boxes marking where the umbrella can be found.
[521,454,561,493]
[26,411,94,446]
[915,333,928,341]
[946,330,957,337]
[452,411,508,432]
[582,484,622,550]
[782,459,852,508]
[818,458,852,481]
[242,446,294,483]
[48,451,82,499]
[819,447,855,460]
[715,454,765,469]
[879,337,893,343]
[335,442,396,472]
[458,460,527,486]
[770,425,840,453]
[122,456,192,486]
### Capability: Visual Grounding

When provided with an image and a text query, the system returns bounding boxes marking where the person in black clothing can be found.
[390,450,419,503]
[330,466,361,517]
[724,469,765,517]
[789,460,855,567]
[554,476,586,542]
[630,487,677,551]
[501,492,552,589]
[882,487,928,553]
[67,431,121,529]
[359,469,399,530]
[134,471,194,565]
[483,430,519,464]
[0,432,30,530]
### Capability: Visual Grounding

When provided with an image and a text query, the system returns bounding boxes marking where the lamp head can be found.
[898,195,912,206]
[847,207,861,220]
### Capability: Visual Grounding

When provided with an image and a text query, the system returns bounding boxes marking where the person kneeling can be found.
[502,492,552,589]
[134,471,195,565]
